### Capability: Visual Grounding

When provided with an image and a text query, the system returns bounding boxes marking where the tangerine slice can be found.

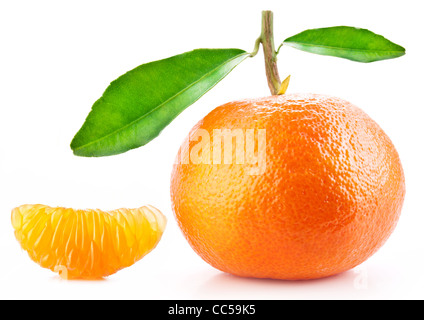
[11,204,167,279]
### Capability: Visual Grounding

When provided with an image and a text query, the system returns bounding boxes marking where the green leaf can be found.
[282,26,405,63]
[71,48,249,157]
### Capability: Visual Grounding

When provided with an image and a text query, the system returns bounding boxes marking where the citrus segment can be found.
[12,204,166,279]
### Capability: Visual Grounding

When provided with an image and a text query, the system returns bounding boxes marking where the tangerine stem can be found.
[261,11,281,95]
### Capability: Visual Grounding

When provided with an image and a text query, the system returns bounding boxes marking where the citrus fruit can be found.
[11,204,166,279]
[170,93,405,280]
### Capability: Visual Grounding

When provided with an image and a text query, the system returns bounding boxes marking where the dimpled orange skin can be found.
[11,204,166,279]
[171,93,405,280]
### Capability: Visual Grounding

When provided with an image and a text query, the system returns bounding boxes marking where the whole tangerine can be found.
[170,93,405,280]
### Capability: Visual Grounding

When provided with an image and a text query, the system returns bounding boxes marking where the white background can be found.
[1,0,423,300]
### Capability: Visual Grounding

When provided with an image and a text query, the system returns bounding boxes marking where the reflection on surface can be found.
[195,265,384,300]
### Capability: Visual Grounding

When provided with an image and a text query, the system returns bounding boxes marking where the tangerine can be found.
[11,204,166,279]
[171,93,405,280]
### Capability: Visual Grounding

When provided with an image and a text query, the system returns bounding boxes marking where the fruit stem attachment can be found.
[258,10,281,95]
